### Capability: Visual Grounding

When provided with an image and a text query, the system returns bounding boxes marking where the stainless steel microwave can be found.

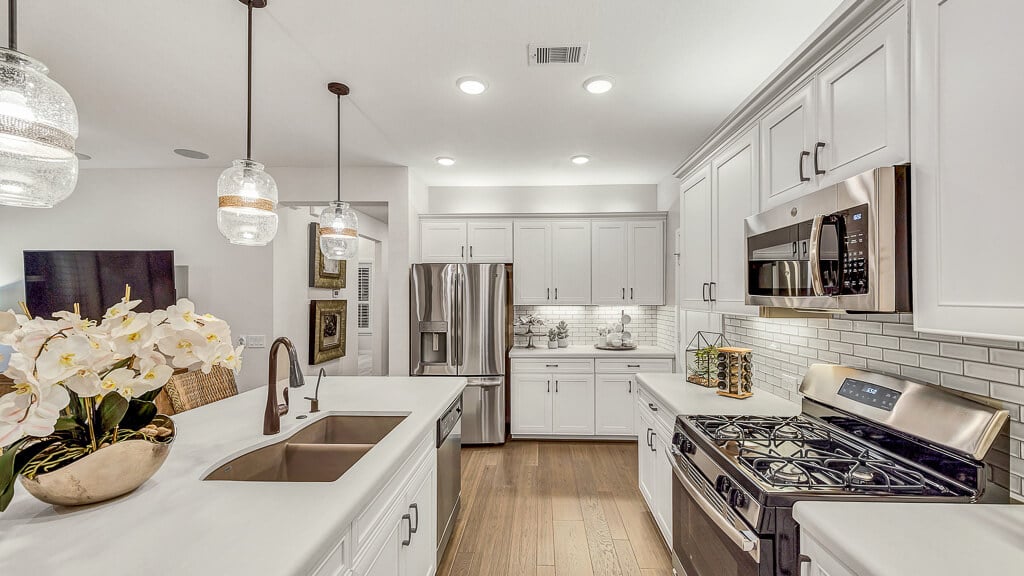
[744,165,911,312]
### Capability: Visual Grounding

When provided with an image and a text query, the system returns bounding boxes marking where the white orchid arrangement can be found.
[0,297,242,511]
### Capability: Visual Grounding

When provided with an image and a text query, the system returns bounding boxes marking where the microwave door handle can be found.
[809,215,826,296]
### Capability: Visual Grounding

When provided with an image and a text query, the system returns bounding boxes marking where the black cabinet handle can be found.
[650,431,657,452]
[461,246,465,258]
[401,513,412,546]
[547,288,550,300]
[622,287,626,300]
[709,282,717,302]
[627,364,641,368]
[547,380,550,393]
[814,142,826,175]
[649,402,658,412]
[702,282,710,302]
[646,428,653,448]
[469,245,473,257]
[555,288,558,300]
[630,287,634,300]
[628,379,632,393]
[555,380,559,393]
[799,151,811,182]
[410,503,419,533]
[545,364,559,368]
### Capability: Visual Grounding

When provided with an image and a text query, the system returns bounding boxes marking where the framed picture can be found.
[309,299,347,365]
[308,222,346,289]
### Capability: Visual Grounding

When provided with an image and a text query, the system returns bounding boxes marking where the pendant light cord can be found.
[336,93,342,202]
[8,0,17,51]
[245,0,253,160]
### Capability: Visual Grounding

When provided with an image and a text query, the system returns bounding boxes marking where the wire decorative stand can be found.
[685,331,730,388]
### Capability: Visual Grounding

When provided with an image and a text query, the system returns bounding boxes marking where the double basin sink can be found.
[204,414,407,483]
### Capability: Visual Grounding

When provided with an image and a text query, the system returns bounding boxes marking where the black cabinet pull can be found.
[545,364,559,368]
[814,142,826,175]
[410,503,419,533]
[555,380,559,393]
[630,287,634,300]
[799,151,811,182]
[461,245,465,258]
[469,245,473,257]
[649,402,658,412]
[627,364,641,368]
[702,282,710,302]
[628,379,632,393]
[547,288,550,300]
[622,287,626,299]
[646,428,653,448]
[401,513,412,546]
[650,431,657,452]
[547,380,550,393]
[792,242,798,257]
[555,288,558,300]
[709,282,717,302]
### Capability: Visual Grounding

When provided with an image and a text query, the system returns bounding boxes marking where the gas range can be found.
[668,365,1010,576]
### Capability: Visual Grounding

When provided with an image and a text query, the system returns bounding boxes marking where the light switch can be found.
[247,335,267,349]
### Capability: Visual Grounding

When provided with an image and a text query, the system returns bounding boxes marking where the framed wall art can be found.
[308,222,346,289]
[309,299,347,365]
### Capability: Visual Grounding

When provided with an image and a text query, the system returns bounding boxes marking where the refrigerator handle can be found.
[455,267,464,368]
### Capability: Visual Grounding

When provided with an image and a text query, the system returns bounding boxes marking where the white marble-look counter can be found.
[0,376,465,576]
[793,501,1024,576]
[636,372,801,417]
[509,344,676,359]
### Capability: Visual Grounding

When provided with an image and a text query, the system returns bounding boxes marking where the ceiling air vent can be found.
[528,43,589,66]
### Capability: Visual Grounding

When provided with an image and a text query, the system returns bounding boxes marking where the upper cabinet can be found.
[592,220,665,306]
[911,0,1024,341]
[513,221,554,305]
[759,6,909,210]
[680,167,713,312]
[591,222,629,305]
[420,219,513,263]
[513,220,591,305]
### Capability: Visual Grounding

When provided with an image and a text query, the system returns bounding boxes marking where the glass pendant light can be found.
[319,82,359,261]
[0,0,79,208]
[217,0,278,246]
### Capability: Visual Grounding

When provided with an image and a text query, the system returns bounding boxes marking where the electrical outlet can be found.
[237,336,247,348]
[332,289,341,298]
[247,335,267,349]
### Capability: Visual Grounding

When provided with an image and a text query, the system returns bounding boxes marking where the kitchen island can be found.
[0,376,465,576]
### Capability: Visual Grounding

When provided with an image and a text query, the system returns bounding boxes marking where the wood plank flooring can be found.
[438,441,673,576]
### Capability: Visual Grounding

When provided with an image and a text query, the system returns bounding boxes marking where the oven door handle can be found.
[809,214,826,297]
[669,447,759,559]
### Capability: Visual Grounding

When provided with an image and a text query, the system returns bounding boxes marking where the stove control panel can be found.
[838,378,902,411]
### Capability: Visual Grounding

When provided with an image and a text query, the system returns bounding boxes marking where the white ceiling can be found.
[4,0,841,187]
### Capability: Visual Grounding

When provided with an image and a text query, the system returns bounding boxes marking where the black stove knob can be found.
[715,476,732,495]
[680,437,696,455]
[672,432,683,447]
[729,488,748,509]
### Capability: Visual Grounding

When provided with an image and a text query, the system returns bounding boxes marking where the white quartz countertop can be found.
[0,376,465,576]
[509,345,676,359]
[636,373,801,416]
[793,502,1024,576]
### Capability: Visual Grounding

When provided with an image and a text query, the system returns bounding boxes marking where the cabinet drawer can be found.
[511,359,595,374]
[637,385,674,432]
[595,358,673,374]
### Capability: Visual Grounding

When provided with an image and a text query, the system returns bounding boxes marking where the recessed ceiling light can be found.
[583,76,614,94]
[436,156,456,167]
[456,77,488,95]
[75,152,92,161]
[174,148,210,160]
[570,155,591,165]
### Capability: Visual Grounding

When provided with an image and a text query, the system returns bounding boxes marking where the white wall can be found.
[0,168,273,391]
[427,184,658,214]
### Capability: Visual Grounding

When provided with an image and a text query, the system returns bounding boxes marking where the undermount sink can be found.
[204,414,407,482]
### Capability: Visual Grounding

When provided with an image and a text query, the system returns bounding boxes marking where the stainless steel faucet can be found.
[265,337,306,435]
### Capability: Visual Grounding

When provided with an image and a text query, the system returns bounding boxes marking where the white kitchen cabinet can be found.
[800,533,860,576]
[595,373,634,436]
[360,515,401,576]
[401,459,437,576]
[466,220,513,263]
[816,6,908,187]
[652,429,673,544]
[512,221,553,305]
[760,82,817,208]
[911,0,1024,342]
[420,221,468,263]
[627,221,665,305]
[711,127,760,316]
[591,221,629,305]
[636,385,673,547]
[636,400,656,506]
[510,373,554,434]
[551,374,596,435]
[551,221,592,304]
[680,166,713,312]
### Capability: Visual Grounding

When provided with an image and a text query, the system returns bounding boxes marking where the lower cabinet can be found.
[800,533,860,576]
[636,387,673,547]
[595,374,635,436]
[510,372,595,435]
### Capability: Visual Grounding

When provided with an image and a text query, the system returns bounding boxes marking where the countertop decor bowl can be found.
[20,415,175,508]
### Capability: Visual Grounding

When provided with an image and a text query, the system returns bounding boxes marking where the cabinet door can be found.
[591,221,629,305]
[652,431,673,546]
[401,461,437,576]
[680,167,713,311]
[420,221,467,263]
[513,221,552,305]
[627,221,665,305]
[360,516,402,576]
[467,220,513,263]
[551,374,595,435]
[816,6,909,187]
[711,128,760,316]
[510,373,552,434]
[551,221,592,304]
[760,82,816,208]
[636,403,655,509]
[911,0,1024,341]
[595,374,634,436]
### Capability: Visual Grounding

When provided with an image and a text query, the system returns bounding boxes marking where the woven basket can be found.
[163,366,239,413]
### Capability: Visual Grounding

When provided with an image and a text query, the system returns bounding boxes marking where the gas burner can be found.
[767,462,809,485]
[716,425,744,441]
[848,465,877,484]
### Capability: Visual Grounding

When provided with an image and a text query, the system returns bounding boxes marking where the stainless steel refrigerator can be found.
[410,263,508,445]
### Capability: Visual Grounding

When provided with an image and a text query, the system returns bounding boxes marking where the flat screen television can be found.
[24,250,176,320]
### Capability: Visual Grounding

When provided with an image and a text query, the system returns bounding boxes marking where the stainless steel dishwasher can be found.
[436,395,462,561]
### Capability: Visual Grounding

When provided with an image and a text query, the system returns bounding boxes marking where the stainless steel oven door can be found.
[670,448,762,576]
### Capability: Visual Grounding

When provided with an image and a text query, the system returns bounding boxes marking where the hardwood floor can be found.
[438,441,673,576]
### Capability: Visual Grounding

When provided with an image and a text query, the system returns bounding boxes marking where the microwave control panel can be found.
[840,204,869,294]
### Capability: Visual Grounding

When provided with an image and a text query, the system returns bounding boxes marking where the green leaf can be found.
[137,388,163,403]
[119,399,157,431]
[54,416,83,432]
[97,394,129,435]
[0,439,29,513]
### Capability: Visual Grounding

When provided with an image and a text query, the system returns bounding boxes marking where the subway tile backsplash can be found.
[512,305,665,347]
[723,312,1024,501]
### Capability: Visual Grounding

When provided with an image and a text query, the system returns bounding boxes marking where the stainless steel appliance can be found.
[744,166,910,312]
[411,263,509,445]
[436,395,462,561]
[669,364,1010,576]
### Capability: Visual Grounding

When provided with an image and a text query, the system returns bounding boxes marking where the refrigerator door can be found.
[461,376,505,445]
[457,264,507,376]
[410,264,459,375]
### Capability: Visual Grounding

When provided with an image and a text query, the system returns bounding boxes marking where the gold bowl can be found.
[20,415,175,507]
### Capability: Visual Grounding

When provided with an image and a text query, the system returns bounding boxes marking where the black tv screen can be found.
[24,250,176,320]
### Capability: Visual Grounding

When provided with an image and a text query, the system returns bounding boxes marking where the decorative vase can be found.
[19,415,175,508]
[557,338,568,348]
[547,340,558,349]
